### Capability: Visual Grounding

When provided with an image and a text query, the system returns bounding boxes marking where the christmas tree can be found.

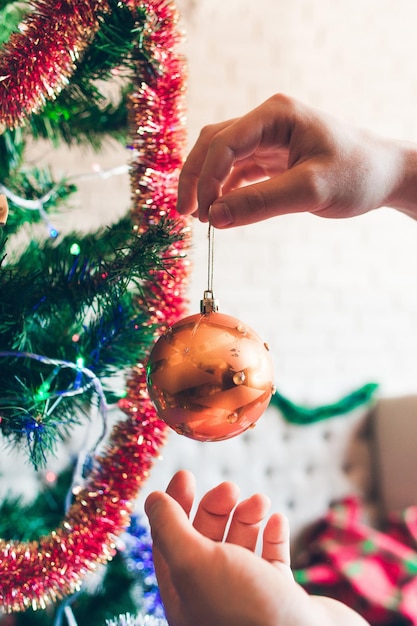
[0,0,189,623]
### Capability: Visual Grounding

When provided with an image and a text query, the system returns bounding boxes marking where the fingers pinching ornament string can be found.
[146,221,276,442]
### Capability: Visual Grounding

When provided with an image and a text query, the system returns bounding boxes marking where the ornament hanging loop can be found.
[200,220,219,314]
[207,219,215,293]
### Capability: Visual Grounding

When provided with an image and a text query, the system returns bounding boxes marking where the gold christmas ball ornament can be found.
[146,295,275,442]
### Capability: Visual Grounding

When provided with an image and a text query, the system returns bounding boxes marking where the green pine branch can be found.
[0,0,150,216]
[0,1,29,44]
[1,166,77,236]
[0,127,25,181]
[0,218,184,467]
[29,1,150,150]
[0,464,72,541]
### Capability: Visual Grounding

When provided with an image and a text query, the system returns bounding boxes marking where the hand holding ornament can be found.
[176,93,417,227]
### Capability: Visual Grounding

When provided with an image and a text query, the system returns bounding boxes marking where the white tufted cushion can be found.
[137,400,376,544]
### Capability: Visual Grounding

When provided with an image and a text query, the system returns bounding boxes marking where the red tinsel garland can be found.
[0,0,111,130]
[0,0,190,613]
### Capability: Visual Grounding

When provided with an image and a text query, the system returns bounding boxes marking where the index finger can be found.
[177,119,235,217]
[195,95,296,221]
[192,480,240,541]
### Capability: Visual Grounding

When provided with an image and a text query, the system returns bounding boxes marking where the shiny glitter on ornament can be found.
[146,304,274,442]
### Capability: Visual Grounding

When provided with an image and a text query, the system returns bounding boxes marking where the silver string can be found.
[207,222,214,294]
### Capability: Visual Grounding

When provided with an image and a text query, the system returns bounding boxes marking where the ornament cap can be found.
[200,290,219,314]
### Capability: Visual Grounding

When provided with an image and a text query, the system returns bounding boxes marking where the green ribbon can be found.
[270,383,379,425]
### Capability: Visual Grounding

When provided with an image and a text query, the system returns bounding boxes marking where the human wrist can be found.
[312,596,371,626]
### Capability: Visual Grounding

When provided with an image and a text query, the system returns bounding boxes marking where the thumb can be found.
[145,490,201,564]
[209,164,322,228]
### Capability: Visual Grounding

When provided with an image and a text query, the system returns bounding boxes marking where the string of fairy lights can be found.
[0,162,130,238]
